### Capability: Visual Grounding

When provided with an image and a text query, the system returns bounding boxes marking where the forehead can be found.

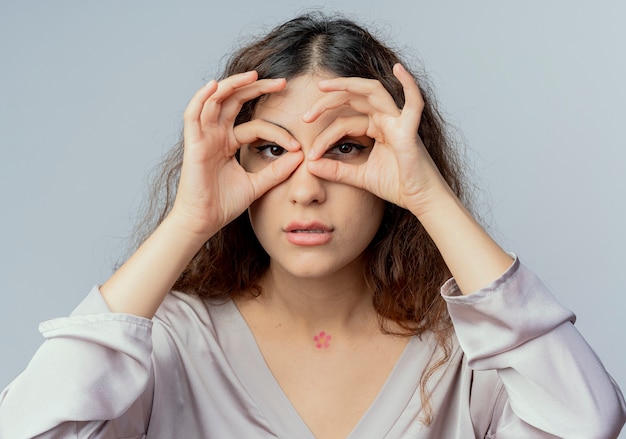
[257,75,324,113]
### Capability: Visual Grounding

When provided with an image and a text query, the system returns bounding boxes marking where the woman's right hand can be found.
[170,71,303,239]
[100,72,302,317]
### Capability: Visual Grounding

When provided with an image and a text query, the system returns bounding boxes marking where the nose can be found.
[287,159,326,205]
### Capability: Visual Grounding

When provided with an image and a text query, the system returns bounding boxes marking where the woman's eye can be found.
[324,142,367,160]
[337,144,355,154]
[256,144,287,159]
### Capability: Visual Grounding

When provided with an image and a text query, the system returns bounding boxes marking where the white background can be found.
[1,1,624,436]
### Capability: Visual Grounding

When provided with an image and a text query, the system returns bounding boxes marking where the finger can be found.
[304,78,399,122]
[235,119,301,152]
[201,78,286,126]
[393,63,424,130]
[318,76,392,95]
[306,158,364,189]
[308,115,369,160]
[183,80,218,141]
[249,150,304,199]
[214,78,287,124]
[209,71,259,104]
[198,71,263,124]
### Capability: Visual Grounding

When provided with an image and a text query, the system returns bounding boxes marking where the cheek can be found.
[246,189,278,238]
[347,191,386,236]
[247,198,265,230]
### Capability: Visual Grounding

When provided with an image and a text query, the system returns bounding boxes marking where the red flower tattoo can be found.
[314,331,332,349]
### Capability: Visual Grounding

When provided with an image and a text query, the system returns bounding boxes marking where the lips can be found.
[283,221,334,246]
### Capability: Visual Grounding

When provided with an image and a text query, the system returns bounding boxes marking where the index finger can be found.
[308,114,370,160]
[236,119,302,173]
[303,77,399,123]
[202,77,287,125]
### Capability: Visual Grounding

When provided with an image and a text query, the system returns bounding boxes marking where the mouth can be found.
[289,229,328,233]
[284,222,334,233]
[283,222,334,246]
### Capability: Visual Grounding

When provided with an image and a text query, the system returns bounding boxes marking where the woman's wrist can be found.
[164,207,220,245]
[100,213,215,318]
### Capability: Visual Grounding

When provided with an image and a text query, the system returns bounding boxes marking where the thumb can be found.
[306,158,363,188]
[249,151,304,199]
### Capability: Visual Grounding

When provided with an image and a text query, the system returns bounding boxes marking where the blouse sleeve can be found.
[442,257,626,438]
[0,287,154,439]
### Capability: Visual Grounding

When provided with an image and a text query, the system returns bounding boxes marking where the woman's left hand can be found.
[305,64,514,295]
[304,63,453,218]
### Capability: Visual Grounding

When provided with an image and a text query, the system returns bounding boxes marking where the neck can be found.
[254,260,377,334]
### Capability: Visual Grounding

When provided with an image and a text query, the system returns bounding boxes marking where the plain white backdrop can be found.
[1,1,624,436]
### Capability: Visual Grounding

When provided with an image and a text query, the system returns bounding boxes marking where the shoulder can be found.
[154,290,235,328]
[150,291,235,357]
[155,291,219,325]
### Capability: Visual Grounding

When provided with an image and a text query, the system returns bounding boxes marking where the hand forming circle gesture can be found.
[171,71,304,238]
[304,64,452,217]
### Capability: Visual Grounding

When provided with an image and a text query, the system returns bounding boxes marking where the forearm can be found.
[443,260,626,437]
[0,301,154,438]
[101,214,212,318]
[413,188,513,295]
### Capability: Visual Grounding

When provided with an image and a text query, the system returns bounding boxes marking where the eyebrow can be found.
[260,119,295,137]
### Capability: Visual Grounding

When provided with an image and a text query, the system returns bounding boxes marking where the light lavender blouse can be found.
[1,258,625,438]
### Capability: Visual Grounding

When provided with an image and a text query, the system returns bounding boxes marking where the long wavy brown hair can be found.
[130,12,471,424]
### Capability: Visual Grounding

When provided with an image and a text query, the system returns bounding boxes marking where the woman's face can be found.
[240,74,385,280]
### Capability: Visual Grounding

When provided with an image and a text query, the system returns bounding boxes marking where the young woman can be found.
[1,13,624,439]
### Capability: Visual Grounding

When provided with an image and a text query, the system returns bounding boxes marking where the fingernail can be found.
[290,138,300,149]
